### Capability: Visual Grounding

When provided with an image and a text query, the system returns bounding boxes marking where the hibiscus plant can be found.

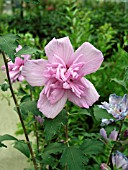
[0,34,128,170]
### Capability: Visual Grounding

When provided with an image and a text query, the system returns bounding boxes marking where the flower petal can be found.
[120,94,128,112]
[100,128,108,141]
[74,42,103,76]
[67,78,99,108]
[109,130,118,141]
[16,45,22,52]
[45,37,74,64]
[37,89,67,119]
[122,163,128,170]
[9,70,19,81]
[21,54,31,61]
[22,59,48,86]
[18,74,24,82]
[109,94,122,105]
[15,57,24,65]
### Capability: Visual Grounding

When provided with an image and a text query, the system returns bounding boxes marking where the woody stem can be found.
[2,51,38,170]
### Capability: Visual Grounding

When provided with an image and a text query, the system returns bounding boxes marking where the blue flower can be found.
[112,151,128,170]
[99,94,128,120]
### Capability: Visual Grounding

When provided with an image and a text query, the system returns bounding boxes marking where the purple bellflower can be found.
[100,128,118,142]
[112,151,128,170]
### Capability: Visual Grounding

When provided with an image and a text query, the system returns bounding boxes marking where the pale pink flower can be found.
[22,37,103,118]
[2,45,31,82]
[100,163,109,170]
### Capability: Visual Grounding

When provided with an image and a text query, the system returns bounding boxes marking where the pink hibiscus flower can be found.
[22,37,103,118]
[2,45,31,82]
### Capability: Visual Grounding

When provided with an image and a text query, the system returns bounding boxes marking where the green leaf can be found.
[15,45,42,57]
[0,82,9,91]
[44,109,67,141]
[124,67,128,79]
[24,0,40,4]
[0,143,7,148]
[44,142,66,155]
[0,134,17,142]
[78,108,92,116]
[0,34,19,62]
[42,154,56,167]
[0,134,17,148]
[93,105,113,121]
[40,143,66,167]
[14,140,30,158]
[111,78,128,90]
[60,146,86,170]
[80,139,104,156]
[20,100,42,116]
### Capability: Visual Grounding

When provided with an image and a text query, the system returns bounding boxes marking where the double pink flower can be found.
[22,37,103,118]
[2,45,31,82]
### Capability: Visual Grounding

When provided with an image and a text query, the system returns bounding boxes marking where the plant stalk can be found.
[107,119,124,169]
[2,51,38,170]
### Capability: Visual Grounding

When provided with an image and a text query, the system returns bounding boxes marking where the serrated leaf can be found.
[60,146,86,170]
[14,140,30,158]
[44,109,67,141]
[93,105,113,121]
[0,34,19,62]
[43,154,56,165]
[15,45,42,57]
[80,139,104,156]
[20,100,41,116]
[44,142,66,155]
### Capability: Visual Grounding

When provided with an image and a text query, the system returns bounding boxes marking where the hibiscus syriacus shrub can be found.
[0,34,128,170]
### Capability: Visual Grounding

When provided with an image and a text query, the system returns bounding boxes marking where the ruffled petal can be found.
[74,42,103,76]
[15,57,24,66]
[67,90,89,108]
[37,89,67,119]
[22,59,48,86]
[67,78,99,108]
[45,37,74,64]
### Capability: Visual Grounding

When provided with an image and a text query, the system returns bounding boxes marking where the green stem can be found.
[29,88,42,170]
[35,122,40,154]
[107,119,124,168]
[65,111,69,170]
[2,51,38,170]
[65,111,69,146]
